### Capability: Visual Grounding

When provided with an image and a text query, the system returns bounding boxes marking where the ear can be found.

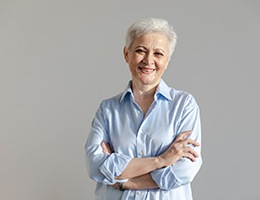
[123,47,129,63]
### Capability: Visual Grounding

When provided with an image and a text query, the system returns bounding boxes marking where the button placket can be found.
[136,138,143,158]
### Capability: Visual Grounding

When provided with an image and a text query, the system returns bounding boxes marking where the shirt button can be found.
[138,151,143,156]
[137,191,141,195]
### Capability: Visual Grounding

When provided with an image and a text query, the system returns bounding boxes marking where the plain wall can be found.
[1,0,259,199]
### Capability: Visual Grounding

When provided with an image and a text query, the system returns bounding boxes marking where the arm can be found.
[101,129,199,190]
[101,143,158,190]
[150,95,202,190]
[115,130,199,180]
[124,174,158,190]
[85,103,132,184]
[101,130,199,181]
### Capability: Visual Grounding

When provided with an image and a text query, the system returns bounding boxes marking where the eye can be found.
[155,52,164,56]
[135,49,146,54]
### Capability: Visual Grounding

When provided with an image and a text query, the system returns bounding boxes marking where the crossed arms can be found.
[101,130,199,190]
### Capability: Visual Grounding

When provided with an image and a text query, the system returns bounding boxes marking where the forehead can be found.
[131,32,169,50]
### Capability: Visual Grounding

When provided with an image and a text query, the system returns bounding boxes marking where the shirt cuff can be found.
[150,166,182,190]
[99,153,132,184]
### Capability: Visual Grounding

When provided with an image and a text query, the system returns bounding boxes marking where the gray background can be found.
[1,0,259,199]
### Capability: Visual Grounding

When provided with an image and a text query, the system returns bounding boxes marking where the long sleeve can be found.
[85,102,132,185]
[150,94,202,190]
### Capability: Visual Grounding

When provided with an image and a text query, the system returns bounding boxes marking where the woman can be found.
[85,18,202,200]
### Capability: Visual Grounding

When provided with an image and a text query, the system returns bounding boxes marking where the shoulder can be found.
[169,88,199,109]
[99,92,124,110]
[170,88,193,100]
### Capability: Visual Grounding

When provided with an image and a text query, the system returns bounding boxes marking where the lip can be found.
[138,66,155,74]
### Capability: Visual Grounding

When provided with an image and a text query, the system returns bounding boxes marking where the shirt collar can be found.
[120,81,133,102]
[155,79,172,101]
[120,79,173,102]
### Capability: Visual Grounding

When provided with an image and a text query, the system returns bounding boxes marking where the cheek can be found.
[134,54,144,62]
[157,60,168,70]
[129,56,143,66]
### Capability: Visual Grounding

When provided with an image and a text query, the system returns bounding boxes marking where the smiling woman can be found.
[124,33,170,91]
[85,18,202,200]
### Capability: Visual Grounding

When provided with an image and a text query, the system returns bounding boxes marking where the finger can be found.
[188,148,199,158]
[184,152,197,162]
[184,147,199,159]
[101,141,107,149]
[183,149,199,162]
[185,138,200,147]
[176,130,192,141]
[101,141,107,154]
[101,141,111,154]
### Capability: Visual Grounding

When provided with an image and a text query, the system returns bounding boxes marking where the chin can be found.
[139,77,160,86]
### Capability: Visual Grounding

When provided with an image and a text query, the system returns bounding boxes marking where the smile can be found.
[138,67,155,74]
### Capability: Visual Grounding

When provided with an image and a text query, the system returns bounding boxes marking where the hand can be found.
[111,182,120,190]
[158,130,200,167]
[101,141,113,155]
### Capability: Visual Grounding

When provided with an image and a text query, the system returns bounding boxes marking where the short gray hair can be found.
[125,18,177,57]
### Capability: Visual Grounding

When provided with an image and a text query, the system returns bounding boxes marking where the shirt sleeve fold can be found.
[99,153,132,184]
[151,156,202,190]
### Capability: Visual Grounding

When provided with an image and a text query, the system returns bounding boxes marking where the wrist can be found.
[123,179,134,190]
[155,156,165,169]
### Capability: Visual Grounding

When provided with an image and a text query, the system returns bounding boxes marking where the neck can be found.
[131,80,159,101]
[131,80,160,115]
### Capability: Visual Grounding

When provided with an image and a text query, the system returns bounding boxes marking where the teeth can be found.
[139,67,155,73]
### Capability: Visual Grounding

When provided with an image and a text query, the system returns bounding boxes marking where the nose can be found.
[143,53,154,65]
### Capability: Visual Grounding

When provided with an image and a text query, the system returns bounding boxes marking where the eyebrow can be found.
[134,45,147,49]
[134,45,166,53]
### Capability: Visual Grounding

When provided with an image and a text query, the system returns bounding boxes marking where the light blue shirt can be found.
[85,79,202,200]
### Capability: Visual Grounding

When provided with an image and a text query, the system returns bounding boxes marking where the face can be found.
[124,32,170,88]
